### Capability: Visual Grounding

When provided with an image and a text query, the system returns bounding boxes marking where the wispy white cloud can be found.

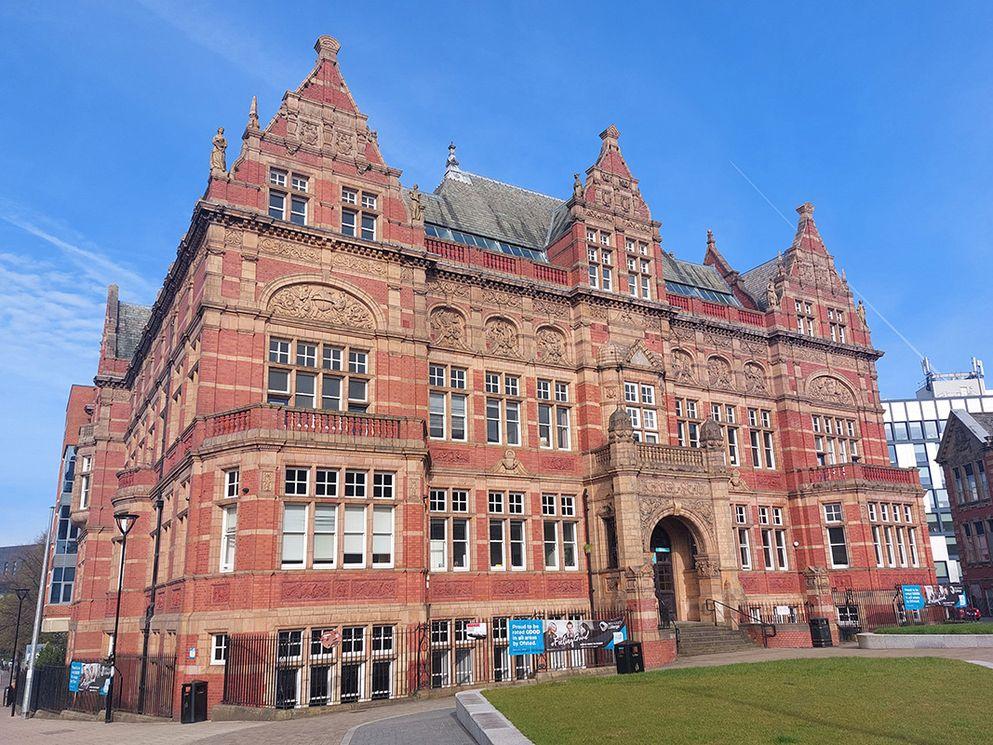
[0,202,154,387]
[135,0,299,91]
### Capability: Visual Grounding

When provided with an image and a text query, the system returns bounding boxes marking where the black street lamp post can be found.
[104,511,138,724]
[6,588,29,715]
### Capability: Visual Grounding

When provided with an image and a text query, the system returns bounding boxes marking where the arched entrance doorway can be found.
[650,517,702,623]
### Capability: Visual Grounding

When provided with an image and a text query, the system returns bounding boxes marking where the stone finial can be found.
[446,142,459,169]
[699,417,723,450]
[706,229,715,249]
[607,407,634,443]
[315,35,341,62]
[444,142,471,184]
[247,96,259,130]
[797,201,815,217]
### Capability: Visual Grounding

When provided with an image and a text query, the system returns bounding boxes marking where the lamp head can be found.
[114,511,139,536]
[14,587,29,601]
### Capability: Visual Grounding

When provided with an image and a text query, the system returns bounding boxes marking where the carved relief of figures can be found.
[484,317,520,357]
[808,375,855,406]
[535,326,568,364]
[743,362,768,394]
[694,555,721,577]
[429,307,469,349]
[210,127,227,173]
[671,350,695,383]
[268,284,374,329]
[707,356,733,389]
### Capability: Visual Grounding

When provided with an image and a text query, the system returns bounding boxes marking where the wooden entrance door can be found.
[653,552,677,626]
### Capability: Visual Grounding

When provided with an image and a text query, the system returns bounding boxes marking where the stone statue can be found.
[573,173,584,201]
[856,299,867,326]
[765,281,779,310]
[493,449,527,475]
[410,185,424,222]
[211,127,227,173]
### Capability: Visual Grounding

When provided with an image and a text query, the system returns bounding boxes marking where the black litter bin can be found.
[181,680,208,723]
[614,641,645,675]
[809,617,833,648]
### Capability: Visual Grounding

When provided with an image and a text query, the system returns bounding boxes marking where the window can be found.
[224,468,240,499]
[759,507,769,525]
[490,519,525,570]
[746,408,776,469]
[211,634,229,665]
[429,364,468,441]
[485,372,522,446]
[373,472,394,499]
[537,379,571,450]
[341,187,378,240]
[812,416,860,465]
[761,529,774,569]
[676,398,701,448]
[827,308,847,344]
[489,519,505,570]
[54,504,79,558]
[823,503,844,523]
[543,522,559,570]
[78,455,92,509]
[872,525,884,566]
[542,494,556,516]
[220,505,237,572]
[268,168,309,225]
[827,526,849,567]
[795,299,816,335]
[488,491,504,514]
[343,505,366,567]
[49,566,75,604]
[313,505,336,567]
[774,530,788,570]
[345,470,367,498]
[281,504,307,569]
[316,469,337,498]
[625,247,653,299]
[267,337,370,413]
[508,492,524,514]
[625,382,659,443]
[737,528,752,570]
[711,402,740,465]
[734,505,748,525]
[285,468,310,496]
[587,232,613,290]
[371,505,394,567]
[773,507,783,526]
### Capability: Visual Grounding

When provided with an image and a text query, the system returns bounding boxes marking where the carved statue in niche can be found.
[743,362,767,394]
[268,284,373,329]
[535,327,567,364]
[808,375,854,405]
[210,127,227,173]
[707,356,733,389]
[573,173,584,201]
[765,281,779,310]
[671,350,695,383]
[857,299,868,327]
[429,307,468,348]
[485,318,519,356]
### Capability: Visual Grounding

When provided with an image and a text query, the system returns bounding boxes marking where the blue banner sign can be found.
[508,619,545,656]
[68,660,111,695]
[901,584,925,611]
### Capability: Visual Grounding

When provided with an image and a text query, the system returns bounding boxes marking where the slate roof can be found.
[116,301,152,360]
[739,257,780,310]
[421,173,566,252]
[662,253,735,295]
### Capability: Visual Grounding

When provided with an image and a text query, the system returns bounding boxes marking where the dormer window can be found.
[268,167,309,226]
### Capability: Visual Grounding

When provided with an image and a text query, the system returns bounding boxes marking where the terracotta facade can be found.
[54,35,934,714]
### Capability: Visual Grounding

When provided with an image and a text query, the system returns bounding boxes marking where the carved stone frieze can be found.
[426,277,471,299]
[808,375,855,406]
[535,326,569,364]
[743,362,768,394]
[671,350,696,383]
[533,297,570,319]
[259,236,320,263]
[484,317,520,357]
[429,307,470,349]
[333,252,387,276]
[707,356,734,389]
[268,284,374,329]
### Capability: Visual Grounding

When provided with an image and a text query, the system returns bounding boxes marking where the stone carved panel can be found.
[535,326,568,364]
[743,362,768,394]
[484,317,520,357]
[332,578,397,599]
[808,375,855,406]
[429,307,469,349]
[427,277,471,299]
[534,297,570,319]
[281,580,331,601]
[671,350,695,383]
[259,237,320,263]
[334,253,387,277]
[707,356,734,389]
[639,479,716,549]
[268,284,374,329]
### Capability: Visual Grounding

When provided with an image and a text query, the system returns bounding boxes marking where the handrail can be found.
[704,598,777,647]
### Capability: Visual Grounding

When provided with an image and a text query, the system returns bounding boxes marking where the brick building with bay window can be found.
[55,35,933,715]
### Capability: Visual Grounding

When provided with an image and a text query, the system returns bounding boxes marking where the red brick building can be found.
[936,411,993,613]
[56,35,934,715]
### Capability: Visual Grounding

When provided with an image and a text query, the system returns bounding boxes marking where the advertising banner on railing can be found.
[508,618,627,656]
[923,584,967,608]
[68,661,111,695]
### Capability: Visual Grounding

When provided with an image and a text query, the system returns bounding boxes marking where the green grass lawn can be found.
[874,622,993,634]
[484,658,993,744]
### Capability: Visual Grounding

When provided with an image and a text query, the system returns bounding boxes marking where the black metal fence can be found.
[740,600,810,625]
[832,588,949,632]
[15,654,176,719]
[224,608,631,710]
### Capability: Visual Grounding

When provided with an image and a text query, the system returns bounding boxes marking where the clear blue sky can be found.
[1,2,991,544]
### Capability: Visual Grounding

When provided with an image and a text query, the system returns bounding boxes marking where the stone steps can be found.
[676,623,760,657]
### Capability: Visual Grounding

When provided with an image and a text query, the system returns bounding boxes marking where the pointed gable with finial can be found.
[581,125,652,224]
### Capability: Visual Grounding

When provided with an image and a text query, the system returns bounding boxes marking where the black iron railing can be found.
[705,599,777,646]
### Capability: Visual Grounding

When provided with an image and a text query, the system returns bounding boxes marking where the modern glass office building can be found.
[884,358,993,584]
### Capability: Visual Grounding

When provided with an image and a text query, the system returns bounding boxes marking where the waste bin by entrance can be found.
[614,641,645,674]
[180,680,208,723]
[809,618,833,648]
